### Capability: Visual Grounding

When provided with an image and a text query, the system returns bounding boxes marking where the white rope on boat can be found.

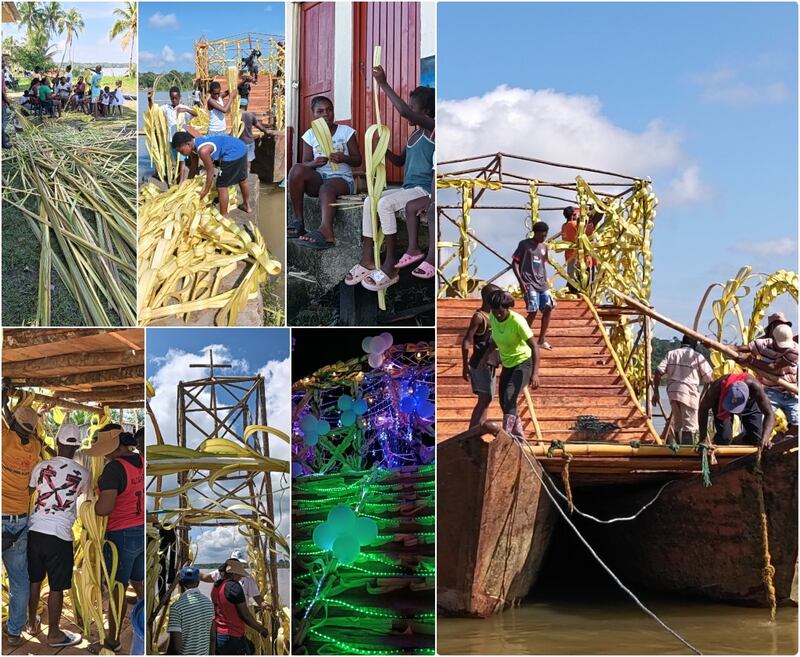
[544,477,676,523]
[511,434,704,655]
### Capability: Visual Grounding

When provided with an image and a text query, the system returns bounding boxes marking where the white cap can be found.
[773,324,795,349]
[229,548,249,566]
[56,423,81,446]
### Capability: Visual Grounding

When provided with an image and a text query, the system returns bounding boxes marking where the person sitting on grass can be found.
[207,81,237,136]
[26,423,89,648]
[71,77,87,112]
[38,77,60,117]
[512,221,555,350]
[288,96,361,247]
[167,567,215,656]
[172,131,253,217]
[148,86,198,184]
[345,66,434,292]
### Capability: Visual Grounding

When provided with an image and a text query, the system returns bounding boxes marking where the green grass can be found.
[97,74,137,94]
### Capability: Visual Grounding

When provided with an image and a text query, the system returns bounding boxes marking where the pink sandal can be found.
[397,252,425,269]
[362,270,399,292]
[345,264,372,286]
[411,261,435,279]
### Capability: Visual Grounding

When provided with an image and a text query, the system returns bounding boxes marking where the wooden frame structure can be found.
[2,328,145,417]
[153,350,281,633]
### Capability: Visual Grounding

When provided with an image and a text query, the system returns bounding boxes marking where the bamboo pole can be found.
[524,443,758,458]
[2,350,140,376]
[607,288,799,395]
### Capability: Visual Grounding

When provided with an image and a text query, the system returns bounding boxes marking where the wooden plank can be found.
[3,350,141,377]
[14,366,144,388]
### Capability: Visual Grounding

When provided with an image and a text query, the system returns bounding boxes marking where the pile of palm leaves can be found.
[2,113,137,325]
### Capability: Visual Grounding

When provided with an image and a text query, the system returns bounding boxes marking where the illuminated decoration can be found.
[292,335,435,655]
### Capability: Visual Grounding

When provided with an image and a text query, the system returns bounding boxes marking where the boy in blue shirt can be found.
[172,131,251,217]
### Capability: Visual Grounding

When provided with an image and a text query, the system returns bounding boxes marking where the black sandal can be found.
[297,230,335,250]
[287,221,305,239]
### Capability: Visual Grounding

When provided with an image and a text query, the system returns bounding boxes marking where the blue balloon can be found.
[337,395,353,411]
[312,522,336,550]
[353,399,368,415]
[332,534,360,564]
[316,419,330,436]
[327,505,356,532]
[354,516,378,546]
[304,432,319,447]
[417,400,435,419]
[414,384,430,401]
[399,396,417,413]
[341,410,356,427]
[300,414,318,433]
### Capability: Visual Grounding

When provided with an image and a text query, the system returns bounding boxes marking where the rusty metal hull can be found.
[437,431,556,617]
[587,437,798,606]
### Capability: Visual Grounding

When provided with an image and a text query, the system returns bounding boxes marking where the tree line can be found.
[138,71,197,92]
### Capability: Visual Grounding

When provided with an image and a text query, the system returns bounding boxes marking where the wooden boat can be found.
[437,297,799,617]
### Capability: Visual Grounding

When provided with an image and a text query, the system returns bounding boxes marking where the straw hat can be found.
[84,424,122,457]
[772,324,794,349]
[12,406,39,434]
[224,559,248,577]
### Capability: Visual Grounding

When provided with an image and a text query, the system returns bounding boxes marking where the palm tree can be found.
[40,2,65,38]
[58,8,84,73]
[109,1,137,76]
[17,2,45,42]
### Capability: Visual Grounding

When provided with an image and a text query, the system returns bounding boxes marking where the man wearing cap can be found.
[1,404,42,646]
[88,424,145,654]
[653,335,715,445]
[736,317,798,438]
[698,372,775,448]
[201,548,268,612]
[211,559,270,655]
[167,567,215,655]
[27,423,89,648]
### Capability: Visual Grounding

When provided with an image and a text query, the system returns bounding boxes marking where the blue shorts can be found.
[103,525,144,586]
[246,141,256,162]
[320,172,355,194]
[765,387,798,426]
[525,289,556,313]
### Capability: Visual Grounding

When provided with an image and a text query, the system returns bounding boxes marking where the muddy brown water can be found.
[437,600,797,654]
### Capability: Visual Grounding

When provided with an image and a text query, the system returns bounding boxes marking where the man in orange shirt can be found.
[561,206,602,294]
[2,404,42,646]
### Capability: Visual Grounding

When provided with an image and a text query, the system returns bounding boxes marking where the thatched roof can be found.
[2,329,144,412]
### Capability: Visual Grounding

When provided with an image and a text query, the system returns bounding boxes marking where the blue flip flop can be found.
[297,230,335,250]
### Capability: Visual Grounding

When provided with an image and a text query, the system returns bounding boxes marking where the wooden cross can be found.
[189,349,232,379]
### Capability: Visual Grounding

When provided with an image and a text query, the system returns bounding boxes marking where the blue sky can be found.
[437,2,798,336]
[139,2,284,72]
[3,2,130,64]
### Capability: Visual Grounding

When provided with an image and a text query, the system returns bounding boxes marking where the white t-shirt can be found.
[301,123,356,180]
[160,103,192,133]
[210,569,261,601]
[113,88,124,106]
[29,456,91,542]
[208,102,227,133]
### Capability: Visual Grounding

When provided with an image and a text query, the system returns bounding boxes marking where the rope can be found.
[754,449,778,622]
[511,435,703,655]
[697,443,715,487]
[561,453,574,514]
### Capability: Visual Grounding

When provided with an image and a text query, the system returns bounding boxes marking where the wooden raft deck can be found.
[437,297,756,486]
[437,297,655,442]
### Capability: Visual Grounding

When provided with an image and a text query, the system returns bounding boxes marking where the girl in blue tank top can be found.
[344,66,435,293]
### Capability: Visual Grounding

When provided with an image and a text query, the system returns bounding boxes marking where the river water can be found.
[438,601,797,654]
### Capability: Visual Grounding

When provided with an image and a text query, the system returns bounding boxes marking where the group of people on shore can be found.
[2,400,144,653]
[152,63,271,217]
[287,63,436,290]
[459,214,797,447]
[164,549,273,656]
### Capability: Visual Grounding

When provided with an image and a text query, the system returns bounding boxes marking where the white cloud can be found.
[195,526,242,564]
[161,45,176,64]
[138,45,179,68]
[690,60,791,106]
[702,82,789,105]
[663,164,711,204]
[258,357,291,462]
[138,51,159,66]
[179,52,194,63]
[732,237,798,258]
[148,12,179,30]
[438,85,692,183]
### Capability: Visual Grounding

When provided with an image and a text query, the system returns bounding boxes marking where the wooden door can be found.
[353,2,421,184]
[297,2,335,164]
